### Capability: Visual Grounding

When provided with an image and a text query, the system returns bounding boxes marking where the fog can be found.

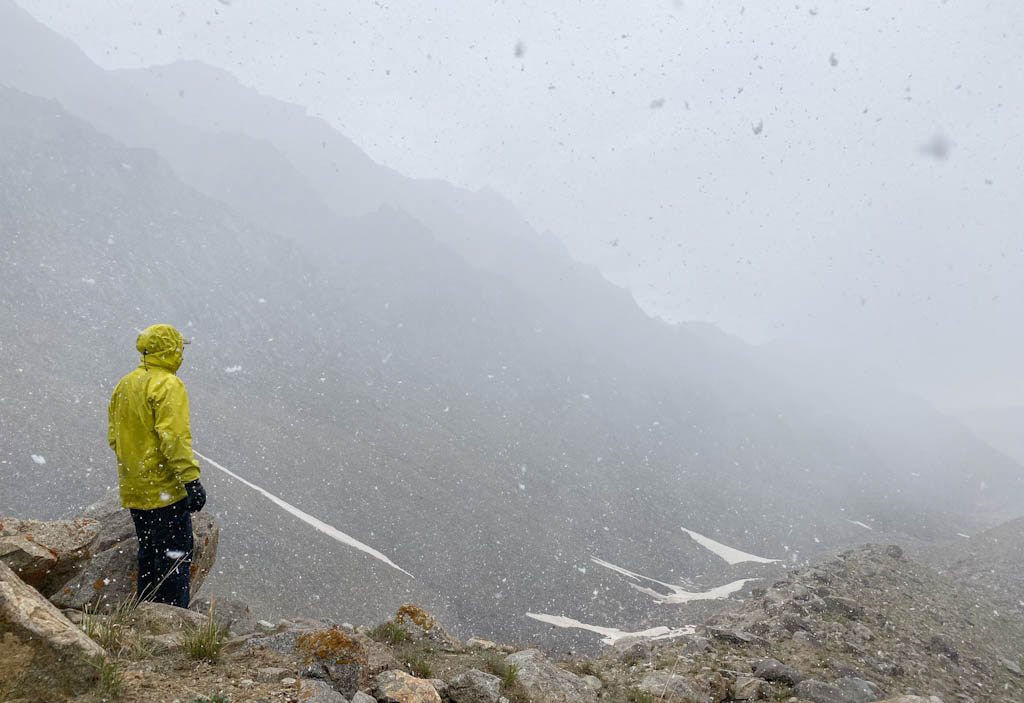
[2,0,1023,650]
[19,0,1024,411]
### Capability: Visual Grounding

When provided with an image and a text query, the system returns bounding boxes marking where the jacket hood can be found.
[136,324,187,373]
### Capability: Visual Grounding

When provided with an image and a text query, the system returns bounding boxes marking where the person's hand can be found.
[184,479,207,513]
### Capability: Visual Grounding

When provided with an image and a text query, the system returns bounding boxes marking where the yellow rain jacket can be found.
[108,324,201,510]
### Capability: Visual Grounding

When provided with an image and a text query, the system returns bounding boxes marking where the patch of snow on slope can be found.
[680,527,779,564]
[525,613,694,645]
[591,557,757,604]
[194,450,412,577]
[847,520,874,531]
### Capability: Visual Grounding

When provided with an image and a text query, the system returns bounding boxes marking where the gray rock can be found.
[704,626,766,646]
[928,634,959,662]
[77,489,135,551]
[871,697,944,703]
[505,649,597,703]
[373,670,441,703]
[731,676,771,701]
[862,655,903,677]
[1001,657,1022,677]
[638,671,710,703]
[752,658,808,685]
[824,595,865,619]
[351,693,376,703]
[128,601,209,634]
[0,517,102,595]
[190,595,258,635]
[449,669,501,703]
[794,677,880,703]
[257,666,289,683]
[0,561,104,699]
[296,678,349,703]
[581,674,602,690]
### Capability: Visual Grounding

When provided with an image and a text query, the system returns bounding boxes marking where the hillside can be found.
[2,0,1024,649]
[917,516,1024,621]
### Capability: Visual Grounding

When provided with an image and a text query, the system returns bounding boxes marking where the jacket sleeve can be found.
[107,388,117,451]
[152,376,201,484]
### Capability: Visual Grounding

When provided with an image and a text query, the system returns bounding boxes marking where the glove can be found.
[184,479,207,513]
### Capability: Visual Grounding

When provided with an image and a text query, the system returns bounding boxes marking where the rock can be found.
[257,666,289,683]
[296,678,349,703]
[753,659,808,685]
[638,671,710,703]
[77,489,135,550]
[505,649,598,703]
[49,513,218,610]
[190,595,258,634]
[140,632,183,654]
[612,635,655,662]
[884,545,904,559]
[1001,657,1022,677]
[695,671,729,703]
[870,698,943,703]
[449,669,502,703]
[731,676,771,701]
[581,674,602,690]
[352,693,377,703]
[466,636,497,650]
[128,601,209,634]
[373,670,442,703]
[794,677,880,703]
[824,596,865,619]
[851,623,874,641]
[927,634,959,663]
[0,561,104,699]
[0,517,101,595]
[705,626,766,646]
[862,655,903,677]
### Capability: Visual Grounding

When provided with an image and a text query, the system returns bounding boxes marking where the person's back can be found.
[108,324,206,607]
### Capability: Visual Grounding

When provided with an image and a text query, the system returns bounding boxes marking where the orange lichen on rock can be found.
[296,627,367,666]
[395,603,436,631]
[93,578,105,591]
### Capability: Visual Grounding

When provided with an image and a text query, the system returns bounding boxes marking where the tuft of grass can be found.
[370,620,409,645]
[182,601,230,663]
[574,659,602,678]
[483,652,520,687]
[85,653,123,700]
[82,595,153,660]
[407,655,433,679]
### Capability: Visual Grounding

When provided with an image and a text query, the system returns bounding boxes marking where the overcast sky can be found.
[17,0,1024,409]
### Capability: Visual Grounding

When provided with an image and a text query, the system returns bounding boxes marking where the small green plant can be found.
[407,655,433,678]
[574,659,601,678]
[484,652,519,687]
[182,601,230,663]
[370,620,409,645]
[86,653,122,700]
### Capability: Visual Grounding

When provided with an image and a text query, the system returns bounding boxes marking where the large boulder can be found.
[448,669,502,703]
[76,489,135,551]
[794,677,881,703]
[373,670,442,703]
[0,561,104,699]
[49,510,218,610]
[0,517,101,595]
[638,671,710,703]
[504,649,598,703]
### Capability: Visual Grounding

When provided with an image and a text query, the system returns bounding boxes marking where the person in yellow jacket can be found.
[108,324,206,608]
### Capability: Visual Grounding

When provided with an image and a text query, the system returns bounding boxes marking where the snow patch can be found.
[847,520,873,531]
[224,366,243,374]
[525,613,694,645]
[31,454,46,465]
[165,550,186,560]
[680,527,779,564]
[194,450,412,577]
[591,557,757,604]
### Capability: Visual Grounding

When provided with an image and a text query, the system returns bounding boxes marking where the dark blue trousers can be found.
[130,499,193,608]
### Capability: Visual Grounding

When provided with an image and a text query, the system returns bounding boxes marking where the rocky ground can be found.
[4,497,1024,703]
